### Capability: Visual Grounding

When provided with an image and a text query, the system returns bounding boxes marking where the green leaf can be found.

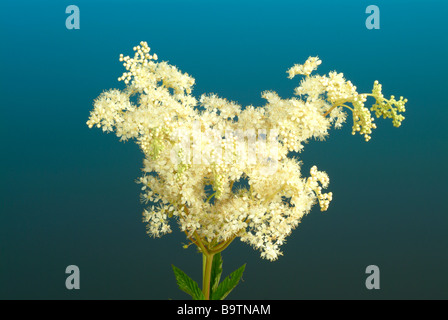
[210,253,223,295]
[172,264,205,300]
[211,263,246,300]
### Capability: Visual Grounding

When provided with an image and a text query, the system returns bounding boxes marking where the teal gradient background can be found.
[1,0,447,299]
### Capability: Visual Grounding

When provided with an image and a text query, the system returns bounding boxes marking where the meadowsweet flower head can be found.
[87,43,407,261]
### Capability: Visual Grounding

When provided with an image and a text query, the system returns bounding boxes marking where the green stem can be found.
[210,235,236,254]
[206,192,216,203]
[323,103,353,117]
[202,252,215,300]
[194,231,209,255]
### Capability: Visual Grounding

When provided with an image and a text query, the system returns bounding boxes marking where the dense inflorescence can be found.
[87,42,406,261]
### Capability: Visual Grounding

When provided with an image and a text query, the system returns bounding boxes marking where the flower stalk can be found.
[202,252,215,300]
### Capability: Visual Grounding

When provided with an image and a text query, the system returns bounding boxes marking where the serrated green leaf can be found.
[172,264,205,300]
[210,253,223,295]
[211,263,246,300]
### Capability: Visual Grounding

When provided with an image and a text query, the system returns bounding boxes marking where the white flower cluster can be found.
[87,42,406,261]
[287,56,322,78]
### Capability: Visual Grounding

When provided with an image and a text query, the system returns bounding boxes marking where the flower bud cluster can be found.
[287,57,322,78]
[307,166,333,211]
[118,41,157,84]
[370,81,406,127]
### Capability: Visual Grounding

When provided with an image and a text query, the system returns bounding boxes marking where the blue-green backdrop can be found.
[1,0,447,299]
